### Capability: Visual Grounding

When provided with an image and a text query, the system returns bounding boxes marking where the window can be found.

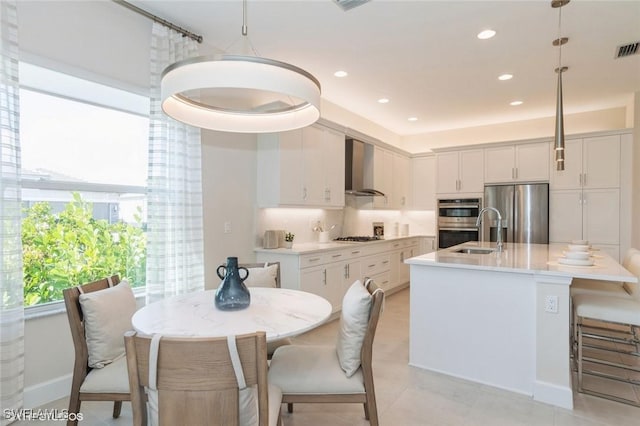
[20,63,149,308]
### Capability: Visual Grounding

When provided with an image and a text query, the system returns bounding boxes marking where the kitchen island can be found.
[405,242,637,410]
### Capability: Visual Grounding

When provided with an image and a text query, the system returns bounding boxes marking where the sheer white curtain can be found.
[0,0,24,423]
[146,22,204,303]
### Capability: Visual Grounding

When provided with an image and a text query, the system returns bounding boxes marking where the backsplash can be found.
[257,201,435,247]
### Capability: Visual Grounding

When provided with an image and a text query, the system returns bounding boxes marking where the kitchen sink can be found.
[452,248,495,255]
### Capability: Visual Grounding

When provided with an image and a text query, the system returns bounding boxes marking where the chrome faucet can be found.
[476,207,503,252]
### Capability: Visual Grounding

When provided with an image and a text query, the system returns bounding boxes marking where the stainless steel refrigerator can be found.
[482,183,549,244]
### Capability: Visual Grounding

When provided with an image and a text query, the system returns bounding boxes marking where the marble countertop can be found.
[254,235,434,255]
[405,242,638,283]
[132,287,332,341]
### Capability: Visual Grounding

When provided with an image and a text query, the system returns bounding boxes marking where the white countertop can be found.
[132,288,332,341]
[254,235,434,255]
[405,241,638,283]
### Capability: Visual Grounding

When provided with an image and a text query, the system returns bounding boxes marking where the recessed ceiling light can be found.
[334,70,348,78]
[510,101,523,106]
[477,29,496,40]
[408,117,418,122]
[378,98,389,104]
[498,74,513,81]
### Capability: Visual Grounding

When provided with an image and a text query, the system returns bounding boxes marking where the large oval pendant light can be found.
[160,1,321,133]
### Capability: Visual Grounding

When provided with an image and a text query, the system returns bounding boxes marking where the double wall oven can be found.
[437,198,481,249]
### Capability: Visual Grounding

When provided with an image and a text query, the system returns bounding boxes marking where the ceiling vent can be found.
[333,0,370,12]
[615,42,639,58]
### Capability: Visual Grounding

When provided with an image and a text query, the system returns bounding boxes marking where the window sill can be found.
[24,287,147,320]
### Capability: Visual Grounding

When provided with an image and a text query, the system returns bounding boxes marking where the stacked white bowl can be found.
[559,240,594,266]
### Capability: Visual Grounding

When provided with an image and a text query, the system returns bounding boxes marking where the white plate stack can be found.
[558,241,594,266]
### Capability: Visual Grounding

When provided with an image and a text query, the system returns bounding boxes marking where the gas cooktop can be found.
[334,236,382,242]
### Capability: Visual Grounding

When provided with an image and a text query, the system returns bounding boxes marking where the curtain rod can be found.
[113,0,203,43]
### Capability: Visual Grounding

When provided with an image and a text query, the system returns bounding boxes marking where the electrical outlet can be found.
[224,221,232,234]
[545,295,558,313]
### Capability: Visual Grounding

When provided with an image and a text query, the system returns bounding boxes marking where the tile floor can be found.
[17,288,640,425]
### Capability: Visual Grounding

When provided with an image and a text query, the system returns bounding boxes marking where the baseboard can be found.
[533,380,574,410]
[24,374,71,409]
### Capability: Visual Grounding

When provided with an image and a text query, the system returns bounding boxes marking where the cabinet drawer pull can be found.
[368,264,376,268]
[351,250,361,255]
[382,260,389,265]
[394,243,400,248]
[332,254,342,258]
[308,257,321,262]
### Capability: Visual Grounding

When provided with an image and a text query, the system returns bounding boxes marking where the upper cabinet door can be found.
[484,142,549,184]
[459,149,484,193]
[302,126,326,205]
[550,138,583,190]
[551,136,620,190]
[411,156,435,210]
[278,130,305,205]
[484,146,515,183]
[515,142,550,182]
[436,152,460,194]
[323,128,345,207]
[582,135,620,189]
[393,153,410,208]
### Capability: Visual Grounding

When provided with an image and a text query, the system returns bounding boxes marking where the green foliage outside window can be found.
[22,193,146,306]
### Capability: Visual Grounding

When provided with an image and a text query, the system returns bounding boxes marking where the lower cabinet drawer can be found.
[299,253,328,268]
[362,254,391,277]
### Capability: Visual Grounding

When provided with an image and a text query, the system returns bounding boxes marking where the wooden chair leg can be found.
[112,401,122,418]
[66,390,81,426]
[365,392,379,426]
[287,403,293,413]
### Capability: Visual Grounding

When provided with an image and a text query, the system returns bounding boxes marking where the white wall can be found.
[201,131,258,290]
[401,107,628,154]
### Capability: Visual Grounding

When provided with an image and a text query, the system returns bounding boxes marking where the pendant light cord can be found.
[225,0,259,56]
[558,6,563,73]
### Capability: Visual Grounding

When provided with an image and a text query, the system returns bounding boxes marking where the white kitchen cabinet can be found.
[436,149,484,195]
[257,239,418,312]
[300,265,341,314]
[411,156,435,210]
[420,236,436,254]
[484,142,550,183]
[257,125,345,208]
[323,127,346,207]
[549,134,623,259]
[550,135,620,190]
[549,189,620,249]
[393,153,411,209]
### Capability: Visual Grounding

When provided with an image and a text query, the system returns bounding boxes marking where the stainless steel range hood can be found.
[345,139,385,196]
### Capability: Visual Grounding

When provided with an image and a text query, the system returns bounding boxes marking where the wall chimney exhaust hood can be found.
[345,139,385,196]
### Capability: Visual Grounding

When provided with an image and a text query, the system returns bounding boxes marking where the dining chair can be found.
[124,330,282,426]
[62,275,135,426]
[267,279,384,426]
[240,261,291,357]
[573,250,640,406]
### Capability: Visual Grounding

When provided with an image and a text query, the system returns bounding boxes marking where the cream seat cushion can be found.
[268,345,365,394]
[79,280,137,368]
[574,294,640,326]
[79,355,130,394]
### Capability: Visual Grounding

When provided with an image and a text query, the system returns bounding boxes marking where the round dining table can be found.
[131,287,333,341]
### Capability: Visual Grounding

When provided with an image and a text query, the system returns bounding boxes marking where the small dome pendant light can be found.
[552,0,570,171]
[160,0,321,133]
